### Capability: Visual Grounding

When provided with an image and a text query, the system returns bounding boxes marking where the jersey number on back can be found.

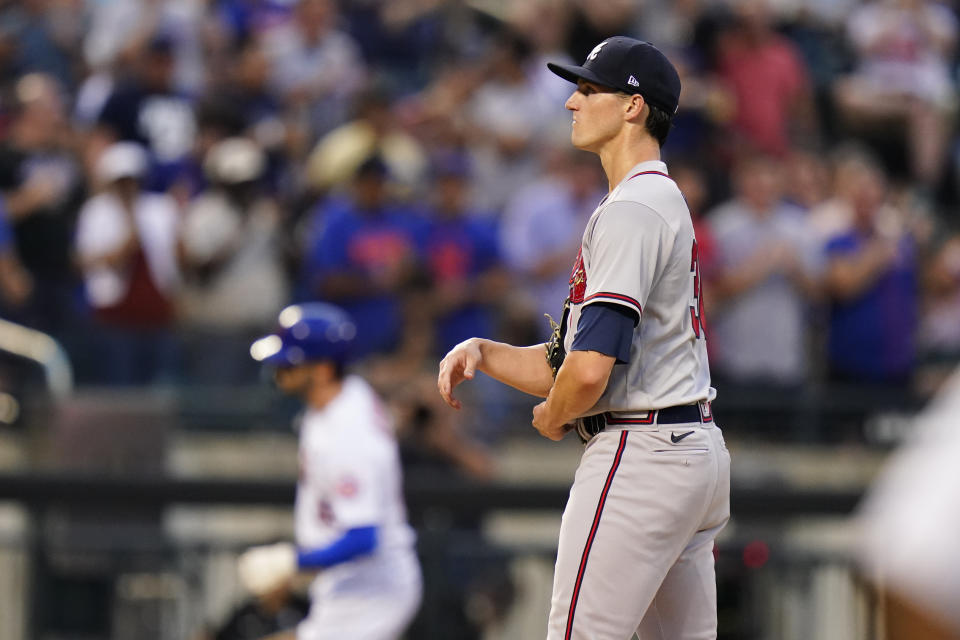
[690,239,706,339]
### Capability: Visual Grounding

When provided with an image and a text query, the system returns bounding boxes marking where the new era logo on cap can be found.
[547,36,682,114]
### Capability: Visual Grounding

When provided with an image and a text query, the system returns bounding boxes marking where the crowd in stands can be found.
[0,0,959,410]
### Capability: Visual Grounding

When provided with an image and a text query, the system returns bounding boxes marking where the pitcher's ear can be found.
[623,93,648,122]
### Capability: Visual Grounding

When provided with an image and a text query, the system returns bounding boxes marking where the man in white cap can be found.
[74,142,181,384]
[178,137,289,383]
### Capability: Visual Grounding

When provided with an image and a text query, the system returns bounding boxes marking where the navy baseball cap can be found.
[547,36,681,114]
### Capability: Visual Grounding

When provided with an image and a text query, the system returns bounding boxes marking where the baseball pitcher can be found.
[438,37,731,640]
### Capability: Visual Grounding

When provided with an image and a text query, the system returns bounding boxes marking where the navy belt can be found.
[652,403,710,424]
[576,402,713,443]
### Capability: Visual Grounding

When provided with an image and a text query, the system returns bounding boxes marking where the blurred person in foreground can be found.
[707,152,822,390]
[858,363,960,640]
[241,302,422,640]
[178,137,289,384]
[74,142,181,385]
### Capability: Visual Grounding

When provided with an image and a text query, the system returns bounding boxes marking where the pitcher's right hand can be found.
[437,338,483,410]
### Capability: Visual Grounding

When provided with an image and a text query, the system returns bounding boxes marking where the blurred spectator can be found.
[83,0,209,97]
[0,0,948,425]
[808,144,892,243]
[563,0,637,62]
[94,34,198,192]
[300,156,426,359]
[667,48,737,160]
[420,153,508,355]
[342,0,445,93]
[715,0,817,156]
[834,0,957,190]
[178,137,289,384]
[262,0,366,138]
[822,161,919,384]
[916,231,960,389]
[180,99,249,199]
[635,0,705,52]
[508,0,579,144]
[398,60,483,148]
[305,88,428,198]
[0,73,83,334]
[0,0,81,90]
[0,197,30,310]
[499,148,605,339]
[346,154,512,451]
[782,147,831,212]
[707,153,822,387]
[220,38,286,155]
[196,40,295,205]
[75,142,181,385]
[212,0,294,47]
[466,30,555,212]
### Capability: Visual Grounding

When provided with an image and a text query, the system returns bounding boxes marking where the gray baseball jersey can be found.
[547,160,730,640]
[563,160,714,414]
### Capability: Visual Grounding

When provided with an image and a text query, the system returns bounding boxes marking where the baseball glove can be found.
[544,299,570,377]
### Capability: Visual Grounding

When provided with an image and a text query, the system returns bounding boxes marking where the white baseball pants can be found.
[298,549,422,640]
[547,422,731,640]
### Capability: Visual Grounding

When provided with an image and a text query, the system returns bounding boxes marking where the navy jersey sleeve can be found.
[570,302,637,363]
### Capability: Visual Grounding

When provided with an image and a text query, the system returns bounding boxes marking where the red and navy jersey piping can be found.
[628,169,673,181]
[582,291,642,314]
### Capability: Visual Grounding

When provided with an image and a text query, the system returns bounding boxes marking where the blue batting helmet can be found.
[250,303,357,367]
